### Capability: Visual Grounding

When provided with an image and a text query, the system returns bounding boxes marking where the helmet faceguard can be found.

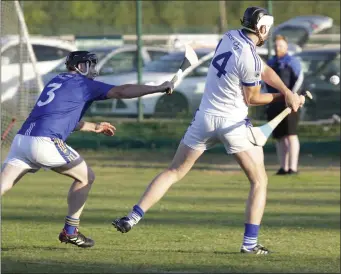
[65,51,99,79]
[240,7,274,46]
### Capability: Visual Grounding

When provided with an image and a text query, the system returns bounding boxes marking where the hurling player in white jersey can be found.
[113,7,305,254]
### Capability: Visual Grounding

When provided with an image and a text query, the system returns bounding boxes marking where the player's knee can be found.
[1,185,7,196]
[166,167,186,182]
[257,176,268,187]
[249,170,268,188]
[0,179,13,195]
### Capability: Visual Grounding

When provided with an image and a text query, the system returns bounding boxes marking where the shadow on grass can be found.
[2,246,239,255]
[1,255,340,274]
[3,193,340,208]
[2,207,340,229]
[2,246,66,252]
[95,161,340,172]
[83,149,340,169]
[4,184,339,205]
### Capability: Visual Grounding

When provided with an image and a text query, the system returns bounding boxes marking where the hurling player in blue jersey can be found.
[1,51,173,248]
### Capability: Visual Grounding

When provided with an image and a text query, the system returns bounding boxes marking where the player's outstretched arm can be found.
[106,81,173,99]
[74,121,116,136]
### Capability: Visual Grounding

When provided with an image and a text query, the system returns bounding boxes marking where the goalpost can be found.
[0,0,44,151]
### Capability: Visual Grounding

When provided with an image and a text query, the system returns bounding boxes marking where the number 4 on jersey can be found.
[212,51,232,78]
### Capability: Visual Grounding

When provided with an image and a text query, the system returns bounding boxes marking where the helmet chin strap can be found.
[74,62,90,77]
[74,61,98,79]
[255,28,265,47]
[241,26,265,47]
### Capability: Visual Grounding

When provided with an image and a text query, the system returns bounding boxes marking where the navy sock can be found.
[133,205,144,217]
[242,223,260,250]
[64,216,79,235]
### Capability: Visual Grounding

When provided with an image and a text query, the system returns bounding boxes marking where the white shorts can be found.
[3,134,80,171]
[182,110,255,154]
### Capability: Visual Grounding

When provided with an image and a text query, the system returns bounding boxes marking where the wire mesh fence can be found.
[1,1,44,149]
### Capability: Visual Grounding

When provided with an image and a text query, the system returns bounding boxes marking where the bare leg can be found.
[53,160,95,219]
[138,142,204,212]
[113,142,204,232]
[53,159,96,247]
[288,135,300,172]
[276,136,289,171]
[234,146,270,253]
[2,159,94,220]
[1,164,30,196]
[234,146,268,225]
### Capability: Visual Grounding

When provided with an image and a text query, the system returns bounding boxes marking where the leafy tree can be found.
[21,1,340,35]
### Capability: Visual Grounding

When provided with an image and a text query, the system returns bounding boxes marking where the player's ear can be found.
[77,63,85,72]
[259,25,267,35]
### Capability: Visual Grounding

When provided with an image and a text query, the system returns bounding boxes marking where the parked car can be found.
[42,45,172,83]
[90,48,215,117]
[89,46,296,118]
[272,15,333,48]
[15,45,172,103]
[1,35,77,103]
[277,15,333,34]
[271,25,310,48]
[1,35,77,83]
[294,45,340,120]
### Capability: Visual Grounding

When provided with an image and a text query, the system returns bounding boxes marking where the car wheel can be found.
[154,92,189,118]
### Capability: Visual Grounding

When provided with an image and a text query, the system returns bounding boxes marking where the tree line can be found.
[21,1,340,36]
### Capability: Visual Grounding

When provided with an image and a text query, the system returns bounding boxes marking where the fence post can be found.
[267,0,273,61]
[136,0,143,122]
[218,1,227,34]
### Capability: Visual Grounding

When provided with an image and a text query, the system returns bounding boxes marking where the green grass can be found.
[1,156,340,273]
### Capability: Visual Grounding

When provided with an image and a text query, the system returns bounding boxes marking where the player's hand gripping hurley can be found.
[166,44,199,95]
[247,91,313,147]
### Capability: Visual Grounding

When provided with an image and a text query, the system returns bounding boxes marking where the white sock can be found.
[127,211,142,225]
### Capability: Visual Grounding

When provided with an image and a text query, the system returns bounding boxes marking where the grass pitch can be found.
[1,152,340,273]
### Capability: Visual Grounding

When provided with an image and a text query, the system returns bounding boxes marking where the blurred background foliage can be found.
[22,1,340,35]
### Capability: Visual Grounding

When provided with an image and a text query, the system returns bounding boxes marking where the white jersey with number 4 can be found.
[199,29,264,121]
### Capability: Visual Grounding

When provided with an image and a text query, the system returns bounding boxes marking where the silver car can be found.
[271,15,333,48]
[276,15,333,34]
[41,45,172,84]
[90,46,291,118]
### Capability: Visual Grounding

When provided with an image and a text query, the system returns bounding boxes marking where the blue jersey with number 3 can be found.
[18,73,114,141]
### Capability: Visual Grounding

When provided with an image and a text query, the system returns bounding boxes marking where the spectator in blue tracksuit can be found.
[265,35,304,175]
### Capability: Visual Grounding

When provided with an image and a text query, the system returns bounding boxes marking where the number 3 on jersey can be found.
[37,83,62,107]
[212,51,232,78]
